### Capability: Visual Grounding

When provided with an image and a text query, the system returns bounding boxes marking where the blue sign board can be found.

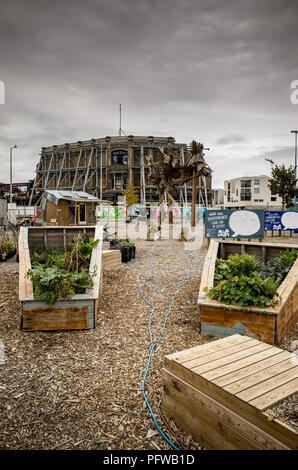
[264,211,298,231]
[205,209,264,239]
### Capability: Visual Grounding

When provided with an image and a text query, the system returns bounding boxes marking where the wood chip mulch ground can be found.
[0,238,297,450]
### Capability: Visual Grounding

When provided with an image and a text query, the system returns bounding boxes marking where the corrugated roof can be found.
[43,190,100,204]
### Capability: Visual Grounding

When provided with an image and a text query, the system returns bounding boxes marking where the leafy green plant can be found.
[258,249,298,284]
[214,253,259,283]
[27,236,99,304]
[26,265,94,305]
[63,237,99,272]
[205,273,281,308]
[32,245,65,265]
[209,249,297,309]
[118,240,135,247]
[0,240,16,254]
[214,258,232,281]
[226,253,259,277]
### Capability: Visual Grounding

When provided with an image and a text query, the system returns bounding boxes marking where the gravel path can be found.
[0,240,218,450]
[0,238,297,450]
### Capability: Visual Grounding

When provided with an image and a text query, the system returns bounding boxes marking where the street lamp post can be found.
[9,145,17,204]
[290,130,297,209]
[291,130,297,178]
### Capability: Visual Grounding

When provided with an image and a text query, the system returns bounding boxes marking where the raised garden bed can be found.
[18,225,103,331]
[102,249,122,270]
[198,240,298,345]
[162,334,298,450]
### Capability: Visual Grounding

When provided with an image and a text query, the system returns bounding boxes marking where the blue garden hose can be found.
[138,253,201,450]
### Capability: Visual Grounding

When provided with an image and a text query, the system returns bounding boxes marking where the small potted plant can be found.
[0,240,16,261]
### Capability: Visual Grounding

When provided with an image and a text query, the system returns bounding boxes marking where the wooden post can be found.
[191,168,197,227]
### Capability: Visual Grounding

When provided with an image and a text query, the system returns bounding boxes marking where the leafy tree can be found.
[122,183,139,207]
[266,159,297,209]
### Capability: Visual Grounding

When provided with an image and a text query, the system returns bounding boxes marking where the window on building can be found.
[240,180,251,201]
[115,175,122,189]
[254,179,260,185]
[111,149,128,165]
[271,196,277,201]
[254,187,260,194]
[112,173,128,190]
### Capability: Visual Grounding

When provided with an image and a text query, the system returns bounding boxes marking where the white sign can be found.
[281,211,298,230]
[229,210,261,237]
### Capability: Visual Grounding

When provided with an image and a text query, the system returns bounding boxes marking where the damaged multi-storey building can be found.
[29,135,212,206]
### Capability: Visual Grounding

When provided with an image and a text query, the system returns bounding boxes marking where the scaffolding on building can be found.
[29,136,212,208]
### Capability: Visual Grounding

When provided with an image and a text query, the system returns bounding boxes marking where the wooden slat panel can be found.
[163,369,289,450]
[249,379,298,410]
[18,226,33,300]
[167,334,249,364]
[192,343,271,375]
[198,239,216,300]
[183,338,259,369]
[22,306,89,331]
[236,368,298,402]
[213,351,292,387]
[164,349,298,448]
[163,372,262,449]
[201,305,276,344]
[102,249,121,270]
[224,359,298,394]
[206,240,218,289]
[202,348,284,382]
[86,225,103,299]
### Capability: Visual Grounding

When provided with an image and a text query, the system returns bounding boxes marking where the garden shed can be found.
[40,190,100,226]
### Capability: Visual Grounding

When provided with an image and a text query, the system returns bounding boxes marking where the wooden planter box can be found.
[18,225,103,331]
[102,249,122,270]
[162,334,298,450]
[198,240,298,345]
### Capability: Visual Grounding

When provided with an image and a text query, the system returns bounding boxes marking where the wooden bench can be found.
[162,334,298,450]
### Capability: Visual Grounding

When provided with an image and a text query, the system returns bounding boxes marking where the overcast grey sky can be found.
[0,0,298,188]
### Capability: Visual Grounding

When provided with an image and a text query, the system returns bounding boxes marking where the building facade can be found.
[223,175,282,210]
[212,188,225,207]
[29,135,213,206]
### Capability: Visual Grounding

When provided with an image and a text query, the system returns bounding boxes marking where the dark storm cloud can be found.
[0,0,297,185]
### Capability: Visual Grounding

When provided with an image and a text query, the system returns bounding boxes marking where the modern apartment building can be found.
[212,188,225,207]
[223,175,282,210]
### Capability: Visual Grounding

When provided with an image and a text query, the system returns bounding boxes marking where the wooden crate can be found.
[198,240,298,344]
[19,225,103,331]
[102,249,122,270]
[162,334,298,450]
